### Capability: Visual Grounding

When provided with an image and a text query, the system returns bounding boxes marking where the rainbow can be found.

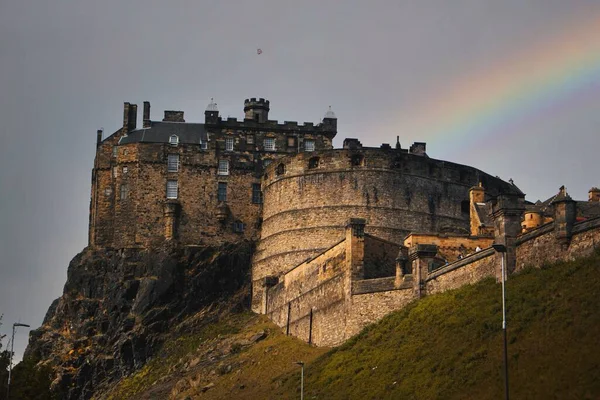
[394,11,600,154]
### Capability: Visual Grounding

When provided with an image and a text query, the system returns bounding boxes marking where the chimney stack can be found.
[122,102,137,134]
[143,101,151,128]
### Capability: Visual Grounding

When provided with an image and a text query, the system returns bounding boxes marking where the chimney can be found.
[143,101,151,128]
[163,110,185,122]
[96,129,103,147]
[122,102,137,133]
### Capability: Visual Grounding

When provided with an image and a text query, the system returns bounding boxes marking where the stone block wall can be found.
[515,216,600,271]
[425,248,496,295]
[254,148,517,286]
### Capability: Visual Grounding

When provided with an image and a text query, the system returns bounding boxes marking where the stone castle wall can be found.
[516,216,600,271]
[253,148,517,288]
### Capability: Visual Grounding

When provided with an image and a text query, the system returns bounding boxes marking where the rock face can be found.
[25,241,253,400]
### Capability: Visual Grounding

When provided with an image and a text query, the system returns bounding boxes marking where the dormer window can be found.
[169,135,179,146]
[200,139,208,150]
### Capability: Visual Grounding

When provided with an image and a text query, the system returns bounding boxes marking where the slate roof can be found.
[118,122,208,145]
[474,202,492,227]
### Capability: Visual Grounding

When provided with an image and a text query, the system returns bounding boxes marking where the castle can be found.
[90,98,600,346]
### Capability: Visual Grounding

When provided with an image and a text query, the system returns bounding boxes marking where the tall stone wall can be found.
[254,148,517,285]
[91,141,262,248]
[425,248,497,295]
[515,217,600,271]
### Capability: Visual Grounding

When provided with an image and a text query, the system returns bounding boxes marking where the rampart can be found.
[253,148,519,301]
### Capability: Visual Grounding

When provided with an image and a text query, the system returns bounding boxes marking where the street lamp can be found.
[492,243,509,400]
[7,322,30,400]
[294,361,304,400]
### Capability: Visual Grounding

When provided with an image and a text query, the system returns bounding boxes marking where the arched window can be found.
[169,135,179,146]
[276,163,285,176]
[308,157,320,169]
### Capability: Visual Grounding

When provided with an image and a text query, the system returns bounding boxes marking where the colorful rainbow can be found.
[394,11,600,153]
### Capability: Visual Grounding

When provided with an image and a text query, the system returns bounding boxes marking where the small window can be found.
[264,137,275,151]
[200,140,208,150]
[112,146,118,157]
[225,137,234,151]
[263,159,272,168]
[166,180,178,199]
[122,166,128,174]
[247,134,255,145]
[112,166,118,178]
[276,163,285,176]
[252,183,262,204]
[304,140,315,152]
[218,160,229,175]
[120,184,129,200]
[104,187,113,196]
[308,157,320,169]
[233,220,245,233]
[351,154,364,166]
[218,182,227,201]
[169,135,179,146]
[287,136,296,148]
[168,154,179,172]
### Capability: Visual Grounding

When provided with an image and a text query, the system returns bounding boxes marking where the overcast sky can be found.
[1,0,599,362]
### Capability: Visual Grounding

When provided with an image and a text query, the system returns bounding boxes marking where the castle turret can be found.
[322,106,337,132]
[589,187,600,202]
[205,98,219,125]
[552,186,576,247]
[244,98,270,123]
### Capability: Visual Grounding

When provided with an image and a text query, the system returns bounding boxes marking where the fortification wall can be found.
[425,248,497,295]
[266,241,348,346]
[515,217,600,271]
[254,148,515,283]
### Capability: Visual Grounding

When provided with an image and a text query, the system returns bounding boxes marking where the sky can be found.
[1,0,599,362]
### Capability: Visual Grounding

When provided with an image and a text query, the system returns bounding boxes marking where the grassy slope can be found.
[109,251,600,399]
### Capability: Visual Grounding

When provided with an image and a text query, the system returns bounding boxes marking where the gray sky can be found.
[1,0,599,362]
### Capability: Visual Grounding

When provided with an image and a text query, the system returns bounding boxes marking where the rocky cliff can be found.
[25,241,253,400]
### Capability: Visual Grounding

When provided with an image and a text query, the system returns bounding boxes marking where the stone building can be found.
[89,98,337,248]
[89,97,600,347]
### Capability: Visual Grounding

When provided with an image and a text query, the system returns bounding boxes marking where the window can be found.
[252,183,262,204]
[218,160,229,175]
[304,139,315,152]
[276,163,285,176]
[104,187,112,196]
[166,180,178,199]
[287,136,296,148]
[169,135,179,146]
[167,154,179,172]
[112,166,118,178]
[264,137,275,151]
[308,157,320,169]
[112,146,118,157]
[351,154,364,166]
[233,221,245,233]
[247,134,255,145]
[225,137,234,151]
[122,166,128,174]
[218,182,227,201]
[120,184,129,200]
[200,140,208,150]
[263,159,272,168]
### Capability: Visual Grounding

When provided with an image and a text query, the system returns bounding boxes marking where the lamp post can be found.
[7,322,30,400]
[294,361,304,400]
[492,244,509,400]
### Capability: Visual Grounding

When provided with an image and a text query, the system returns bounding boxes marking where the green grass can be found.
[276,250,600,399]
[106,250,600,399]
